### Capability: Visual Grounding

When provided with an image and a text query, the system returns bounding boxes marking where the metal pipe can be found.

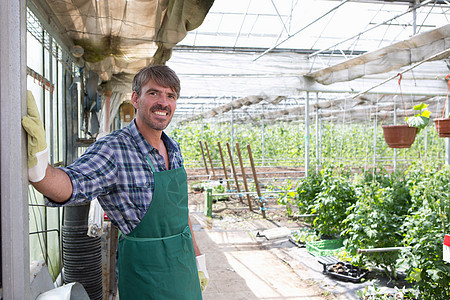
[305,92,310,177]
[309,0,432,58]
[394,102,397,172]
[293,214,319,218]
[211,190,296,197]
[262,105,265,166]
[446,88,450,165]
[254,0,351,61]
[358,247,411,254]
[353,47,450,99]
[315,92,319,173]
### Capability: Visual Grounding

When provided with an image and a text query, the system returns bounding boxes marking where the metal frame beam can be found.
[1,0,30,299]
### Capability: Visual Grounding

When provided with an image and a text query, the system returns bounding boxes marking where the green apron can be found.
[118,156,202,299]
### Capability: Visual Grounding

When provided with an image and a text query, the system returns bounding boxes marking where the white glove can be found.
[196,254,209,292]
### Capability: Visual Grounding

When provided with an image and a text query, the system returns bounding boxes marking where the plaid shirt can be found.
[46,120,184,234]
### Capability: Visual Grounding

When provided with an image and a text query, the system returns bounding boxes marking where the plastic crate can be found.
[305,239,344,257]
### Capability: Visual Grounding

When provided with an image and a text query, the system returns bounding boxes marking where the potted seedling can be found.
[382,102,431,148]
[434,75,450,137]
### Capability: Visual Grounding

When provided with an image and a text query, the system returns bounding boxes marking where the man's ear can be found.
[131,91,139,109]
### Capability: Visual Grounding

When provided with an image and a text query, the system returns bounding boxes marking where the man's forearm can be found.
[30,164,73,203]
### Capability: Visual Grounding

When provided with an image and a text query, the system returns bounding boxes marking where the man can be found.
[22,65,208,299]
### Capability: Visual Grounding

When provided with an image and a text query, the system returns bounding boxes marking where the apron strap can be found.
[145,155,156,172]
[119,225,191,242]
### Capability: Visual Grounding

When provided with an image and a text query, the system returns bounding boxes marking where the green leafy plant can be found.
[310,168,356,237]
[343,171,411,278]
[295,171,323,215]
[399,164,450,299]
[357,284,417,300]
[290,227,320,244]
[190,181,205,192]
[405,102,431,131]
[273,180,298,216]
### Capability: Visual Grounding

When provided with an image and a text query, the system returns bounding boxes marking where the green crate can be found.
[305,239,344,257]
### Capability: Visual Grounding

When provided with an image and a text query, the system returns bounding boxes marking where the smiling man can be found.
[23,65,208,299]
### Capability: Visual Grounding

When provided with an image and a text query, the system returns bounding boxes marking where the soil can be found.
[186,166,308,230]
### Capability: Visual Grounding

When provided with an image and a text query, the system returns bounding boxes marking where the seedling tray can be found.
[325,262,368,283]
[288,235,306,248]
[318,257,368,283]
[306,239,344,257]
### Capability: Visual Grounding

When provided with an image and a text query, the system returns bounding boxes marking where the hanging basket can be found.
[434,75,450,138]
[434,118,450,137]
[382,125,417,148]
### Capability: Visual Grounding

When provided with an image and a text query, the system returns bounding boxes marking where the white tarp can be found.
[305,24,450,85]
[44,0,213,81]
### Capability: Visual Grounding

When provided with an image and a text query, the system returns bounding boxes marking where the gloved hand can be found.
[22,90,48,182]
[196,254,209,292]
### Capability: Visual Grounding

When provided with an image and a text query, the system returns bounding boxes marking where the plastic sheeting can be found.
[44,0,213,82]
[306,24,450,85]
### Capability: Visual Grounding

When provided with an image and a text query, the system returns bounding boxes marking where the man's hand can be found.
[196,254,209,292]
[22,90,48,182]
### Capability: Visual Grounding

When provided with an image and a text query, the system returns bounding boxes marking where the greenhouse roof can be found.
[29,0,450,125]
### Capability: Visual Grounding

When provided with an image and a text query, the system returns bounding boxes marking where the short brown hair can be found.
[132,65,180,98]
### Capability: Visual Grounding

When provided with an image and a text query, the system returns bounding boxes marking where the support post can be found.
[261,105,265,166]
[204,141,217,180]
[373,111,378,172]
[217,142,231,192]
[446,90,450,165]
[226,143,243,203]
[236,143,252,209]
[198,141,209,176]
[315,92,320,173]
[305,92,310,177]
[231,106,235,155]
[247,145,266,218]
[205,189,213,218]
[1,0,29,298]
[393,104,397,171]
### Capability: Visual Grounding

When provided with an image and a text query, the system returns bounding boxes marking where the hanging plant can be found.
[382,74,431,148]
[405,102,431,131]
[434,75,450,138]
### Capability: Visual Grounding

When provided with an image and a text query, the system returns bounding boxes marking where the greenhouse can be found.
[1,0,450,299]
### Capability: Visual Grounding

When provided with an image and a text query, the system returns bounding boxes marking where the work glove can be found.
[196,254,209,292]
[22,90,48,182]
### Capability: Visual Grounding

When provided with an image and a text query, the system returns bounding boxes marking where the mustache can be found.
[151,104,171,114]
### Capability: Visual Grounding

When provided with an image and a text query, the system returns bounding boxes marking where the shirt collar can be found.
[129,119,177,156]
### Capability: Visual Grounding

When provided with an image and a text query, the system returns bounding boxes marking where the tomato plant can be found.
[310,168,356,237]
[400,164,450,299]
[343,170,411,278]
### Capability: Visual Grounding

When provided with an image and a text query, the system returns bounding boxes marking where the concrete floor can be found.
[191,212,332,300]
[188,191,383,300]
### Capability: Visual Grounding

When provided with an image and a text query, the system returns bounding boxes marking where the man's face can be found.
[131,79,177,131]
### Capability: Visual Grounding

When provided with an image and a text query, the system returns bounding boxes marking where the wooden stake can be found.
[199,141,209,176]
[204,141,217,180]
[226,142,243,203]
[236,143,253,210]
[247,144,265,218]
[217,142,231,192]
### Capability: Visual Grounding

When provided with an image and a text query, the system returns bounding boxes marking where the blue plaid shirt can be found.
[46,120,184,234]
